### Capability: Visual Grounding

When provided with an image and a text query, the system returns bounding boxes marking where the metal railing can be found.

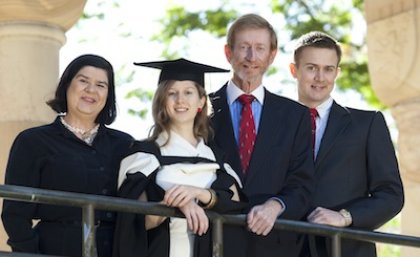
[0,184,419,257]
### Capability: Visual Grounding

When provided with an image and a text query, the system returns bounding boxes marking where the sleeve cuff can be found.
[269,197,286,217]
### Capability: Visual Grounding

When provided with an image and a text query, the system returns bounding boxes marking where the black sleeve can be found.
[347,112,404,229]
[113,172,150,257]
[209,143,248,214]
[1,132,42,253]
[210,171,247,214]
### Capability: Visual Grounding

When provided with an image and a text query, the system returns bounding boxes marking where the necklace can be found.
[60,117,99,145]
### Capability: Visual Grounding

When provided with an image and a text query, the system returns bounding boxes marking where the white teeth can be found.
[244,64,257,69]
[82,97,95,103]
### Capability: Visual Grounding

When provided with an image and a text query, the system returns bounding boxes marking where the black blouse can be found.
[2,117,134,254]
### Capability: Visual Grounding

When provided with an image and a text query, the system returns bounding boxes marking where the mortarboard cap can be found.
[134,58,229,87]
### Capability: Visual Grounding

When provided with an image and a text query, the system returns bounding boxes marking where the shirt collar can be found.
[226,80,265,105]
[156,130,211,158]
[315,97,333,119]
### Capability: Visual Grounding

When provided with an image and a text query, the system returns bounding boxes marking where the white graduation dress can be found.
[118,131,241,257]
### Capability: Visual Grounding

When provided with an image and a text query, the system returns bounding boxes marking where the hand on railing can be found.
[179,200,209,236]
[307,207,350,227]
[163,184,210,207]
[1,184,420,256]
[247,199,283,236]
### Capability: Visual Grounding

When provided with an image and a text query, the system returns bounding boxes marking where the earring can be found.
[197,107,202,113]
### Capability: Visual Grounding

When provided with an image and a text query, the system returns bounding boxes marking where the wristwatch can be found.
[339,209,352,227]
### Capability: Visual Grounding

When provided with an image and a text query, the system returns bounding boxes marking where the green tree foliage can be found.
[80,0,153,119]
[155,0,385,109]
[79,0,385,120]
[125,88,154,118]
[151,5,238,59]
[272,0,382,108]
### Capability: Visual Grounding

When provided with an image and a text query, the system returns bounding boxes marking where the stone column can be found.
[365,0,420,256]
[0,0,86,251]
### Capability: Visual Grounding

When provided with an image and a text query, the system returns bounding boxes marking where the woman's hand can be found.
[164,185,210,208]
[179,200,209,235]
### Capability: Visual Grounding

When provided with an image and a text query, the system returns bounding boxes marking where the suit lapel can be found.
[315,101,351,168]
[210,85,244,181]
[244,90,281,187]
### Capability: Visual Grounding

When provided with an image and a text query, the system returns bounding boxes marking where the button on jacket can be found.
[2,117,133,257]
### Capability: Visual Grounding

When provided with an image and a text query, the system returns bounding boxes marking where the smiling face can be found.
[66,66,109,122]
[290,47,340,108]
[165,80,206,129]
[225,28,277,92]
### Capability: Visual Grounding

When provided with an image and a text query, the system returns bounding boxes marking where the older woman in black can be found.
[1,54,133,257]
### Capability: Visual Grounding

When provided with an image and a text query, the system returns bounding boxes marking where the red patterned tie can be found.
[238,94,256,173]
[309,108,318,158]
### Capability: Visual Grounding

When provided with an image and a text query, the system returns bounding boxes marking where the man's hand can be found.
[247,199,283,236]
[307,207,348,227]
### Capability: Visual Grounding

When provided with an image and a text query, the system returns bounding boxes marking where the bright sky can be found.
[60,0,376,140]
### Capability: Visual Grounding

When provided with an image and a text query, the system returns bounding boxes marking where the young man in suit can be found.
[209,13,315,257]
[289,31,404,257]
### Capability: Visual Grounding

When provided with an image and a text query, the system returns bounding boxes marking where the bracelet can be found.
[202,189,217,209]
[339,209,352,227]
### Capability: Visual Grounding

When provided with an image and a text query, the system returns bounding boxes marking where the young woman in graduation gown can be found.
[113,58,247,257]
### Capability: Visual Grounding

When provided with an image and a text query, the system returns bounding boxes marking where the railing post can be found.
[3,185,420,257]
[212,216,223,257]
[331,234,342,257]
[82,204,97,257]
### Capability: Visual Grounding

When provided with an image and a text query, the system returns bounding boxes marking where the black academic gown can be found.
[113,140,247,257]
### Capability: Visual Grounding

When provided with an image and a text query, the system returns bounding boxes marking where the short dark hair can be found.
[227,13,278,51]
[47,54,117,125]
[293,31,342,66]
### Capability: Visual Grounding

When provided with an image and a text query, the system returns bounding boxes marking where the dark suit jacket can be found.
[305,101,404,257]
[209,84,315,257]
